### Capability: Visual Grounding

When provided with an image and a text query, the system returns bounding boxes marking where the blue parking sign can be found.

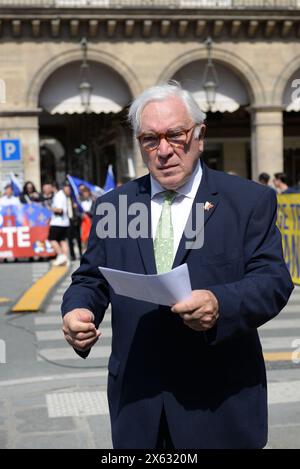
[1,139,21,161]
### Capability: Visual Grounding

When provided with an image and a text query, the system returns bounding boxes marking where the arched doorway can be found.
[40,137,66,186]
[172,60,251,177]
[283,70,300,188]
[38,60,134,186]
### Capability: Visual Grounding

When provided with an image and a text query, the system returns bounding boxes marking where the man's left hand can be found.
[171,290,219,331]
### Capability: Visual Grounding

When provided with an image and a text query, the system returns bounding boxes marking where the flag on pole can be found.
[9,173,22,196]
[66,175,84,213]
[67,175,104,198]
[104,165,116,193]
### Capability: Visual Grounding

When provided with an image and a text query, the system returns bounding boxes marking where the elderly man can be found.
[61,82,293,449]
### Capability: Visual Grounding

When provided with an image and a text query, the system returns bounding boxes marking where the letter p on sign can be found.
[0,139,21,161]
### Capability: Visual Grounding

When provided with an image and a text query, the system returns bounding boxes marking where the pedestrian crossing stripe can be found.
[34,315,111,326]
[37,345,111,361]
[36,327,112,341]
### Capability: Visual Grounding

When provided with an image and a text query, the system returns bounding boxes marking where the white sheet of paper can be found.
[98,263,192,306]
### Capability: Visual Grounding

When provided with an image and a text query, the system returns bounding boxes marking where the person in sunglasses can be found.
[61,81,293,449]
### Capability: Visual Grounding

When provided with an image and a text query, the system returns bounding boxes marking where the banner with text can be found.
[0,203,54,259]
[277,194,300,286]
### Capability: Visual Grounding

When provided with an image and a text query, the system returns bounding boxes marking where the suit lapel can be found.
[135,175,157,275]
[134,164,221,272]
[173,163,220,268]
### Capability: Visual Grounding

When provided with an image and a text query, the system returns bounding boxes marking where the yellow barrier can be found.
[277,194,300,286]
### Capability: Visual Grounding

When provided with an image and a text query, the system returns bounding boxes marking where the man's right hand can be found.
[62,308,101,352]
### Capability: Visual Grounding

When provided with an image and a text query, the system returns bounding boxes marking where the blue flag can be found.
[9,173,22,196]
[104,165,116,193]
[67,175,104,198]
[66,175,84,213]
[0,203,51,228]
[22,203,52,227]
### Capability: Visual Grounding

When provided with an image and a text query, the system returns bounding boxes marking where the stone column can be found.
[0,112,41,190]
[223,141,248,178]
[251,106,283,181]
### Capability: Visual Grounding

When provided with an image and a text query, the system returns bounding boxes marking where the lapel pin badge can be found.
[204,201,214,211]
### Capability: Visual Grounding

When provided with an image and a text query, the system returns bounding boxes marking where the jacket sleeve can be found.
[61,199,110,358]
[206,188,294,345]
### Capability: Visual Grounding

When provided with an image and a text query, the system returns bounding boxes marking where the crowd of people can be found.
[257,171,300,193]
[0,180,96,265]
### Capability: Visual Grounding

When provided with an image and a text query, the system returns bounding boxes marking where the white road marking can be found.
[34,315,111,326]
[280,305,300,314]
[268,380,300,404]
[261,336,300,350]
[0,371,107,387]
[36,327,112,341]
[260,319,300,330]
[37,345,111,361]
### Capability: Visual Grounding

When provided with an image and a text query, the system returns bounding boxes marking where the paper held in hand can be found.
[98,263,192,306]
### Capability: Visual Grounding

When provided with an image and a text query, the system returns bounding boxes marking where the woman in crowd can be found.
[20,181,42,204]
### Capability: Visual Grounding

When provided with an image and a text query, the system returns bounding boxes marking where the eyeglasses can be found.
[137,125,197,152]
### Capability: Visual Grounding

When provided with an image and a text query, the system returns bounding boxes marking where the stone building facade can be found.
[0,0,300,189]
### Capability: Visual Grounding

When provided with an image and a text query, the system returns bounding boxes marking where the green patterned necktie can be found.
[154,191,177,274]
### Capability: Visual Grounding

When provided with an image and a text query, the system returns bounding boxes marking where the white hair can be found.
[128,81,206,138]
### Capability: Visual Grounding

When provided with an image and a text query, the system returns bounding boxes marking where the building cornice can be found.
[1,0,299,8]
[1,7,300,39]
[0,109,42,117]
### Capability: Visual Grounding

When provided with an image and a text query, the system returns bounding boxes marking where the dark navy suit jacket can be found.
[61,163,293,449]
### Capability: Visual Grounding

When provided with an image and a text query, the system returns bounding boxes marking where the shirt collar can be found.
[150,160,202,200]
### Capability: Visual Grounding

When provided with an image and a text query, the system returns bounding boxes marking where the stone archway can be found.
[39,60,132,115]
[280,65,300,187]
[27,47,142,108]
[32,54,139,187]
[166,56,252,178]
[157,46,264,107]
[272,54,300,106]
[40,137,66,186]
[172,60,250,113]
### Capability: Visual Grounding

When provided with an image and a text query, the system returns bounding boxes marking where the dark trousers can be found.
[67,222,82,260]
[155,408,174,449]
